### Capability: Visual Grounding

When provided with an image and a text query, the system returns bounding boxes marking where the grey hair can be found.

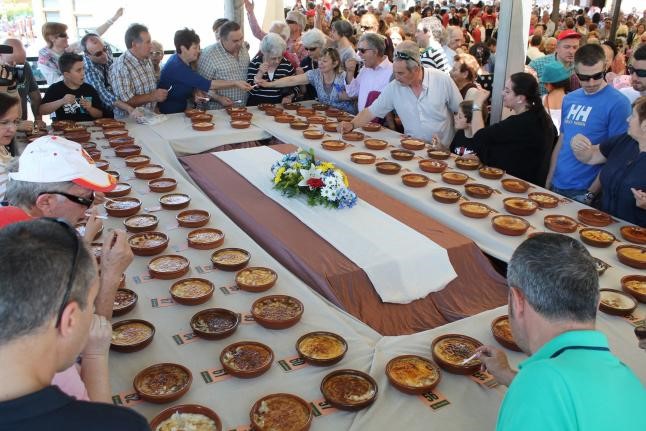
[417,17,437,42]
[394,41,422,72]
[268,21,291,41]
[5,177,76,209]
[301,28,326,49]
[359,32,386,56]
[260,33,287,58]
[508,233,599,323]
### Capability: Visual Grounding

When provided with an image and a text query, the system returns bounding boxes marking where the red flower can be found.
[306,178,324,189]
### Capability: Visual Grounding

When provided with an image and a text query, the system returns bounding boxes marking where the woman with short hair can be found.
[450,53,480,100]
[300,28,326,100]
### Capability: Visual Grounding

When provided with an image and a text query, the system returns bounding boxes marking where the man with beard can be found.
[620,44,646,103]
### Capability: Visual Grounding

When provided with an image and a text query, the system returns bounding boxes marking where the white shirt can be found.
[368,67,463,144]
[527,46,545,61]
[345,57,393,111]
[443,46,457,67]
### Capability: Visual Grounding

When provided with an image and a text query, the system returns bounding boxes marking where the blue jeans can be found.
[550,186,588,204]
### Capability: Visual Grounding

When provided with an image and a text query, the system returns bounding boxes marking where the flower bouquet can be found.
[270,148,357,209]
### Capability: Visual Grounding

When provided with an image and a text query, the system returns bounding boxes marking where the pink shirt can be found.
[345,56,393,111]
[52,364,89,401]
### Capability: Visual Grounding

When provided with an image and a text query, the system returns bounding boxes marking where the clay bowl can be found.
[133,363,192,404]
[94,118,116,126]
[110,319,155,353]
[159,193,191,210]
[621,275,646,303]
[226,106,247,115]
[220,341,274,378]
[190,113,213,123]
[282,102,300,110]
[94,160,109,171]
[124,214,159,233]
[264,107,283,116]
[543,215,578,234]
[364,139,388,150]
[148,255,190,280]
[124,155,150,168]
[431,333,483,375]
[528,192,560,209]
[324,107,342,117]
[308,115,327,125]
[427,149,451,160]
[105,182,132,198]
[455,157,480,170]
[479,166,505,180]
[351,152,376,164]
[251,295,304,329]
[402,173,430,188]
[134,164,164,180]
[114,144,142,158]
[491,315,522,352]
[441,171,469,185]
[616,245,646,269]
[64,131,91,143]
[86,148,102,161]
[211,248,250,271]
[598,289,638,316]
[577,209,613,227]
[321,140,347,151]
[620,225,646,245]
[230,120,251,129]
[323,122,339,133]
[148,178,177,193]
[501,178,530,193]
[108,136,135,148]
[190,308,240,340]
[362,122,381,132]
[296,331,347,366]
[106,170,120,181]
[128,231,169,256]
[419,159,448,174]
[303,129,324,140]
[185,108,205,118]
[103,129,128,140]
[52,120,76,131]
[231,112,253,121]
[320,369,378,411]
[312,103,328,111]
[104,197,141,217]
[170,278,215,306]
[63,125,86,133]
[257,103,274,111]
[503,197,539,216]
[297,107,316,117]
[342,131,365,141]
[400,138,426,151]
[579,228,616,248]
[187,228,225,250]
[464,183,494,199]
[385,355,441,395]
[235,267,278,292]
[192,122,215,131]
[375,161,401,175]
[150,405,222,431]
[113,288,138,317]
[459,202,492,219]
[176,209,210,228]
[289,120,309,130]
[432,187,461,204]
[275,114,295,123]
[250,394,312,431]
[492,215,530,236]
[101,120,126,130]
[390,149,415,161]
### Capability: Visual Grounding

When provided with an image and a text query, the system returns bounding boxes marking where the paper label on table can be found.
[277,355,308,372]
[151,297,175,308]
[310,398,339,417]
[418,389,450,410]
[132,273,153,285]
[623,312,646,327]
[172,330,200,346]
[195,264,214,274]
[171,243,189,253]
[241,313,255,324]
[200,367,232,384]
[219,284,240,295]
[112,391,143,407]
[468,370,499,388]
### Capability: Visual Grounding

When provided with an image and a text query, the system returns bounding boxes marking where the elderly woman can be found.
[258,48,356,114]
[571,96,646,226]
[247,33,300,106]
[150,40,164,83]
[300,28,326,100]
[0,93,20,201]
[450,53,480,100]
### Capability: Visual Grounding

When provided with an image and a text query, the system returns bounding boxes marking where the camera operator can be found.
[0,40,45,131]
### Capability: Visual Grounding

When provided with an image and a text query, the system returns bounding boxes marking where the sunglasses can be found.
[394,51,419,64]
[360,25,373,31]
[575,71,605,82]
[304,46,318,51]
[38,191,94,208]
[357,48,375,54]
[286,20,297,25]
[88,47,107,58]
[57,33,68,39]
[628,65,646,78]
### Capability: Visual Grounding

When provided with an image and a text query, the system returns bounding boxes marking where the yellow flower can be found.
[274,166,286,184]
[319,162,334,172]
[293,162,302,169]
[335,168,349,187]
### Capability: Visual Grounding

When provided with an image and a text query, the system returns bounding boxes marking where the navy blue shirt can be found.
[599,134,646,226]
[158,53,211,114]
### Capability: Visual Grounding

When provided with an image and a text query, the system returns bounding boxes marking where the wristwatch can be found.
[583,191,596,204]
[472,104,481,111]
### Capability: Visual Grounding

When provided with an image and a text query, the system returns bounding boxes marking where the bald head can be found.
[1,38,26,65]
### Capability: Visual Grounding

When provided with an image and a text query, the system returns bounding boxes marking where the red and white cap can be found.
[9,135,117,192]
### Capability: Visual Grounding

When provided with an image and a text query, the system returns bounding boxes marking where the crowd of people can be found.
[0,1,645,430]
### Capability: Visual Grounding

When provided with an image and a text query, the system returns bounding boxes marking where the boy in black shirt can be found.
[40,52,103,121]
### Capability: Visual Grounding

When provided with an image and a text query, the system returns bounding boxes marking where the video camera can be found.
[0,44,25,88]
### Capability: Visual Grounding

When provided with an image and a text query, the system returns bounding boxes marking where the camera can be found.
[0,44,24,88]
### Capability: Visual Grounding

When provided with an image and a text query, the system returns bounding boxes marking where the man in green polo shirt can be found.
[478,234,646,430]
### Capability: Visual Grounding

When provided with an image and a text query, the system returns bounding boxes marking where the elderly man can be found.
[0,220,149,430]
[620,44,646,103]
[109,23,167,118]
[339,41,462,145]
[529,29,581,96]
[344,32,393,112]
[478,234,646,430]
[0,39,44,129]
[443,26,464,67]
[197,21,251,109]
[416,17,450,73]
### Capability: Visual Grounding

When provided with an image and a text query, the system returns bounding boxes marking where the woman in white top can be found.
[0,93,20,201]
[541,61,571,133]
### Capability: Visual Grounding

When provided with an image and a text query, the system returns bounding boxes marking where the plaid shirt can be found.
[197,42,250,109]
[83,45,116,112]
[110,50,157,117]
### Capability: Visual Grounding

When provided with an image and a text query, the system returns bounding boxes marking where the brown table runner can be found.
[180,144,507,335]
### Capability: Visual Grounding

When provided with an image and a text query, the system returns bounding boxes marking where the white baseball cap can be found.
[9,135,117,192]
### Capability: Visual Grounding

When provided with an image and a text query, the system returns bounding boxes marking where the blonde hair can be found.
[42,22,67,48]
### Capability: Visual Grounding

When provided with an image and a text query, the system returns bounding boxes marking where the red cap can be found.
[557,29,582,41]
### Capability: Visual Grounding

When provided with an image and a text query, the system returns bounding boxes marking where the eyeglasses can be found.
[304,46,318,51]
[43,218,81,328]
[360,25,373,31]
[0,119,21,129]
[57,33,68,39]
[88,47,107,58]
[575,71,605,82]
[286,20,297,25]
[151,50,163,57]
[357,47,375,54]
[38,191,94,208]
[394,51,419,64]
[628,65,646,78]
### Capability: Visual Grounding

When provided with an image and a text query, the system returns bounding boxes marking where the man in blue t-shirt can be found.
[546,44,632,204]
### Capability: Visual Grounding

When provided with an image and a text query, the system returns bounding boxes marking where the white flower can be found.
[298,164,322,189]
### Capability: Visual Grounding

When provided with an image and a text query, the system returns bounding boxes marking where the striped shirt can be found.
[109,50,157,118]
[84,45,116,114]
[197,42,250,110]
[246,54,300,106]
[420,42,450,73]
